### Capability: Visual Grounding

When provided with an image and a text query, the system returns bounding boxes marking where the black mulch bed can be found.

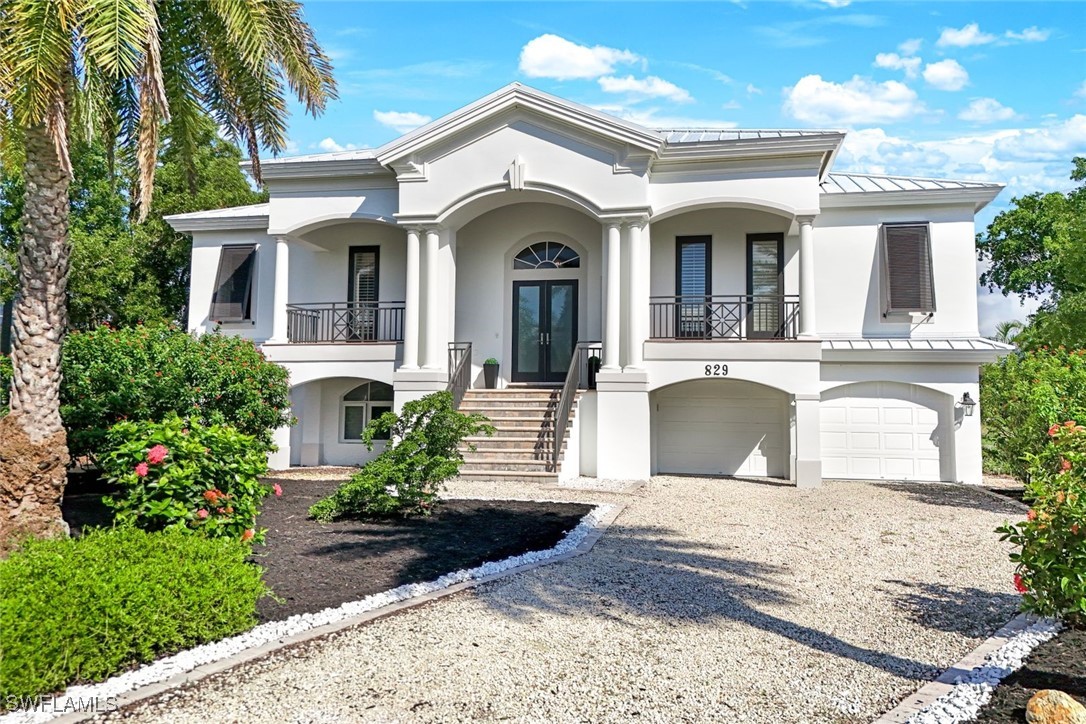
[60,475,593,624]
[973,627,1086,723]
[985,487,1028,504]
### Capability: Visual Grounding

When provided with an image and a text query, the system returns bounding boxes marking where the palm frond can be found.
[77,0,153,79]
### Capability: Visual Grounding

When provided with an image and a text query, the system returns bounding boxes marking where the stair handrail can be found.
[447,342,472,410]
[552,341,603,471]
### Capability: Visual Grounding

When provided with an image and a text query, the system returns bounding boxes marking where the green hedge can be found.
[60,323,292,459]
[0,527,268,702]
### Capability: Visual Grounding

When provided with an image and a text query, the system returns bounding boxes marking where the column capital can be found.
[394,215,442,232]
[795,214,818,226]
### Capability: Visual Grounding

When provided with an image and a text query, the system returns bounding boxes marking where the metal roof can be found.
[164,202,269,221]
[822,337,1015,352]
[658,129,841,144]
[821,173,1003,195]
[259,149,377,165]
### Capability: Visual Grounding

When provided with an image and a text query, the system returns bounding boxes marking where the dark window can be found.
[513,241,580,269]
[747,234,783,338]
[675,236,711,337]
[881,223,936,314]
[342,381,394,441]
[209,245,256,323]
[349,246,380,303]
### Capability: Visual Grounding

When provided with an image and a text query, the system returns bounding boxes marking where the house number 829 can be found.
[704,364,729,376]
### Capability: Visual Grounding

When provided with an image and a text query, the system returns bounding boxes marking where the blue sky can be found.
[280,1,1086,334]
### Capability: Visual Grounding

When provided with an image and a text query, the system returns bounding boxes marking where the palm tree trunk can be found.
[0,124,72,550]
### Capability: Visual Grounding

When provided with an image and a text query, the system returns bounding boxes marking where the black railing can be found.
[552,341,603,471]
[447,342,472,410]
[649,295,800,340]
[286,301,405,343]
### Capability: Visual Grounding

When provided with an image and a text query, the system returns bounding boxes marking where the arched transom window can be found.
[342,381,394,442]
[513,241,580,270]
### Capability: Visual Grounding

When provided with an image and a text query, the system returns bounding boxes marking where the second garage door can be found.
[820,382,949,482]
[656,380,787,477]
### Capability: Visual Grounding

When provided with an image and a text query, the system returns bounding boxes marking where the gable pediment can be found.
[375,83,662,175]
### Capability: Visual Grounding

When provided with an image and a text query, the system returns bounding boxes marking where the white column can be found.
[422,227,441,369]
[798,216,817,338]
[402,228,421,369]
[793,393,822,489]
[269,236,290,343]
[603,222,621,370]
[624,220,645,370]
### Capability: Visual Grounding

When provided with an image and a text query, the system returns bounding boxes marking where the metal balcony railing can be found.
[286,301,405,343]
[649,295,800,340]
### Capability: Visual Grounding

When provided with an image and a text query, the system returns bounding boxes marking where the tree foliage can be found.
[978,158,1086,350]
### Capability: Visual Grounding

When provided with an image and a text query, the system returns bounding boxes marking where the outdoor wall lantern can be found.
[959,392,976,416]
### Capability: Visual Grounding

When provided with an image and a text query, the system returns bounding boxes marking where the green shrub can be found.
[0,352,10,416]
[310,391,493,521]
[999,421,1086,627]
[981,348,1086,479]
[61,323,293,460]
[99,415,274,543]
[0,527,268,702]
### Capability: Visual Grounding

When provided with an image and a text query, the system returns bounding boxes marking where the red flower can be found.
[241,529,254,542]
[273,483,283,497]
[1027,509,1038,521]
[203,489,220,503]
[1013,574,1028,594]
[135,462,149,478]
[196,509,209,519]
[1049,423,1061,437]
[1072,523,1081,535]
[147,444,169,465]
[1061,458,1072,472]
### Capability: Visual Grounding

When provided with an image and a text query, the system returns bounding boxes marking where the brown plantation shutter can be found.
[209,245,257,322]
[350,247,378,303]
[882,224,936,314]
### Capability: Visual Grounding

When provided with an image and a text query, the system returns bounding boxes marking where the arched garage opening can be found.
[651,379,790,478]
[288,376,393,467]
[820,382,954,482]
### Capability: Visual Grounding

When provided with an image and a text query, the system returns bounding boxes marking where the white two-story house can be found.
[167,83,1009,487]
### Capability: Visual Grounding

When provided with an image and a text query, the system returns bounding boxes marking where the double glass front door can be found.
[512,280,578,383]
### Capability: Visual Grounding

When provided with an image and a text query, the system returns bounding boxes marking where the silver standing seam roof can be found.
[822,338,1015,352]
[657,129,841,144]
[821,173,1003,195]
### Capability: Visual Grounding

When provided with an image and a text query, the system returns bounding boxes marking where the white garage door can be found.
[656,380,787,477]
[821,382,949,482]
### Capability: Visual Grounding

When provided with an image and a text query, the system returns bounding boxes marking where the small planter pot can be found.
[483,362,499,389]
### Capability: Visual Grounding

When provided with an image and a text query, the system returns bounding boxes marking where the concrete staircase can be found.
[457,388,576,483]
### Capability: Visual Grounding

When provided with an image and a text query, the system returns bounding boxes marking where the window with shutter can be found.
[676,236,711,338]
[881,223,936,314]
[747,234,783,338]
[209,244,257,323]
[349,246,379,303]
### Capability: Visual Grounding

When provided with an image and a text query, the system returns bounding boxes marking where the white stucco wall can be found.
[290,221,407,308]
[188,230,276,341]
[814,204,981,339]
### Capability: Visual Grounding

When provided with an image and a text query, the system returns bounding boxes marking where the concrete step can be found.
[462,439,565,452]
[461,407,561,419]
[456,470,559,483]
[482,416,558,429]
[460,459,557,473]
[460,399,558,410]
[462,448,562,461]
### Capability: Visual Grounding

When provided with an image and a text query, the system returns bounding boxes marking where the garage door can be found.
[821,382,949,482]
[656,380,787,477]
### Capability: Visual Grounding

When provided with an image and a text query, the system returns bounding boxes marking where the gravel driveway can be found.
[106,477,1026,724]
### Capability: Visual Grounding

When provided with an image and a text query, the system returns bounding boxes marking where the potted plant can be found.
[483,358,500,389]
[587,355,601,390]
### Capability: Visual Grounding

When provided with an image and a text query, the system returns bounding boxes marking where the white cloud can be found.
[923,59,969,91]
[594,104,737,129]
[874,52,922,78]
[598,75,693,103]
[316,137,358,153]
[1005,26,1050,42]
[992,115,1086,162]
[819,0,851,6]
[372,110,432,134]
[959,98,1017,124]
[898,38,923,56]
[518,34,639,81]
[936,22,997,48]
[746,83,763,95]
[783,75,924,125]
[1075,81,1086,99]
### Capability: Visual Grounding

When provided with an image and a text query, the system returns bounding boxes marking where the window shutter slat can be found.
[883,224,935,313]
[209,245,257,322]
[352,249,378,303]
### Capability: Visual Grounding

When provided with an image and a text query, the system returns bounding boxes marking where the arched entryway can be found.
[820,381,954,482]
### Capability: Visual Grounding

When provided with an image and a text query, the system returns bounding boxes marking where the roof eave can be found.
[240,157,391,181]
[820,185,1004,212]
[164,214,270,233]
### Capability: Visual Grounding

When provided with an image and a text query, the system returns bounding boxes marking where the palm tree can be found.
[0,0,336,543]
[993,320,1026,345]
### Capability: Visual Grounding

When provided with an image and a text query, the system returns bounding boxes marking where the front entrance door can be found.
[512,280,578,383]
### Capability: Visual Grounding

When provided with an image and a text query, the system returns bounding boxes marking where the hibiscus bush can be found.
[61,323,292,460]
[999,421,1086,627]
[309,392,492,521]
[100,415,278,543]
[981,347,1086,479]
[0,527,267,703]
